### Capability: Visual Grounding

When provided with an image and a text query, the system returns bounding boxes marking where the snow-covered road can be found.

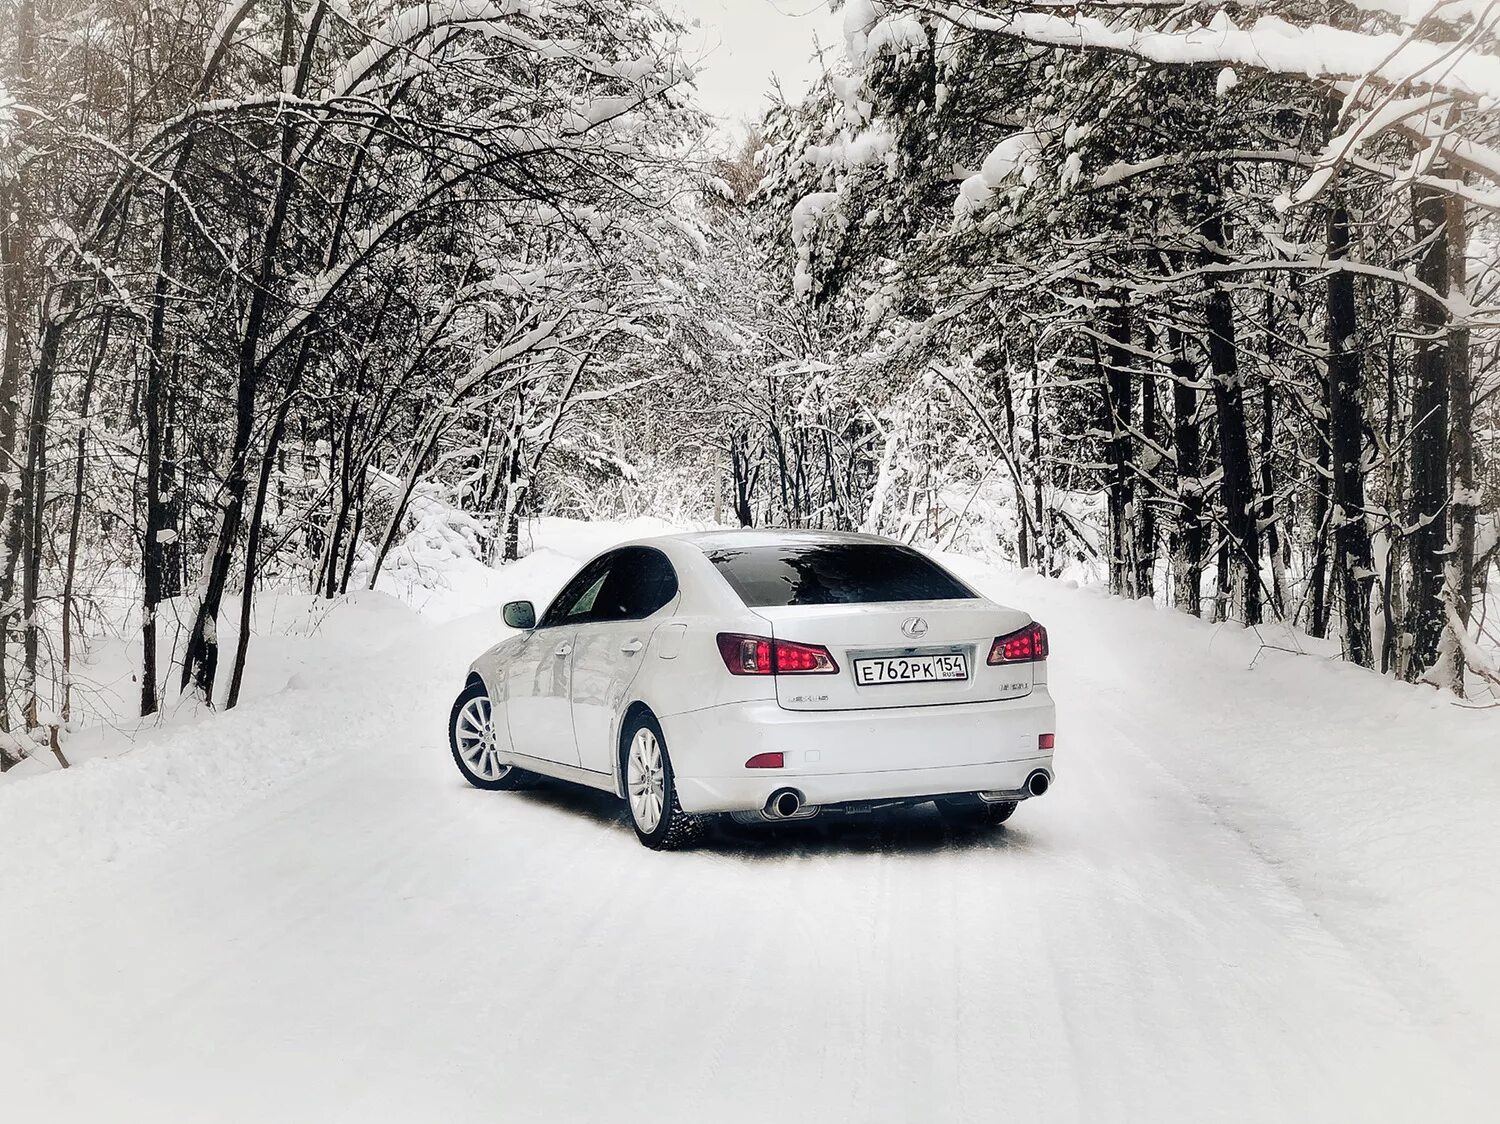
[4,523,1498,1122]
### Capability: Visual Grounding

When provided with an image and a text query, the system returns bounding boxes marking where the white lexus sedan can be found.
[448,530,1056,849]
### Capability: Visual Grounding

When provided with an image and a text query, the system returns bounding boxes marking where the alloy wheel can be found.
[454,695,510,782]
[626,727,666,832]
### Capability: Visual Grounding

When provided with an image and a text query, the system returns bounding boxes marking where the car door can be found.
[568,547,680,776]
[502,554,613,766]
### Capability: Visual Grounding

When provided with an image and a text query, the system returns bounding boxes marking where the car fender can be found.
[609,698,660,799]
[466,633,528,737]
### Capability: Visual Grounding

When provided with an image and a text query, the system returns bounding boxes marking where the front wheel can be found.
[449,680,533,790]
[622,713,706,851]
[936,796,1018,827]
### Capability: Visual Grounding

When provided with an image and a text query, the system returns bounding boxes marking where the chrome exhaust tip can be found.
[1026,770,1051,798]
[767,789,803,818]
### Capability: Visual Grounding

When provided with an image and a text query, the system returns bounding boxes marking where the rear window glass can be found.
[705,543,975,607]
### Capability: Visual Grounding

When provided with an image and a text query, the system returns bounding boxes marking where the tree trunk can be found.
[179,1,326,703]
[1137,340,1158,599]
[731,430,755,526]
[17,316,65,729]
[1403,182,1451,679]
[141,168,181,716]
[1169,335,1203,617]
[0,11,37,759]
[1201,199,1261,626]
[162,384,182,598]
[1443,188,1474,694]
[1099,300,1135,597]
[1258,375,1284,617]
[1306,394,1331,639]
[1326,195,1373,666]
[338,499,364,596]
[1029,343,1049,575]
[56,314,111,766]
[994,363,1029,568]
[226,367,306,708]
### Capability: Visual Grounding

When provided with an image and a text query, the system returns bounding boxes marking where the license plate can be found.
[853,653,969,686]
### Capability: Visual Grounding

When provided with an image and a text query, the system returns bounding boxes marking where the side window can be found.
[539,556,613,628]
[632,550,680,618]
[591,548,679,623]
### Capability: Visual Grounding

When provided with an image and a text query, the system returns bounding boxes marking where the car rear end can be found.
[660,536,1056,818]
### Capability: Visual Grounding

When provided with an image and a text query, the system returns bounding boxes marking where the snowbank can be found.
[941,552,1500,1040]
[0,517,663,889]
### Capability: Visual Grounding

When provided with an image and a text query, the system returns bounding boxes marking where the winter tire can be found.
[622,711,706,851]
[449,680,533,790]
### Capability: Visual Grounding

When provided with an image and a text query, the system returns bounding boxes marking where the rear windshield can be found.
[705,543,975,608]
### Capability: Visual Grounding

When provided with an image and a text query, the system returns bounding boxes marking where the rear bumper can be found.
[661,691,1055,815]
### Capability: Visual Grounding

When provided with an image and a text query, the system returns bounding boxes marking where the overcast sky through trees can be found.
[670,0,839,135]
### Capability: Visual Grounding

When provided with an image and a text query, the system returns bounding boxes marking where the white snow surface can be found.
[956,128,1050,218]
[957,10,1500,102]
[2,519,1498,1121]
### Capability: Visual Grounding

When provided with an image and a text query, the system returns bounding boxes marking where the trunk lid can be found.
[753,600,1035,712]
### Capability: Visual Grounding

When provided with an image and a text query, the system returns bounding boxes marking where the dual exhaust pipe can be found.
[767,771,1049,820]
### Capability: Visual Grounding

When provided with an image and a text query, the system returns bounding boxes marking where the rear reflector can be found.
[988,622,1049,664]
[745,752,784,769]
[716,633,839,675]
[1039,733,1055,750]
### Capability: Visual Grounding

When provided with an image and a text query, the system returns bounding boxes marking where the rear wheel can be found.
[622,712,706,851]
[449,680,533,791]
[936,795,1018,827]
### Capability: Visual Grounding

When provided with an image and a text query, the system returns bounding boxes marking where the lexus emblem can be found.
[901,616,929,639]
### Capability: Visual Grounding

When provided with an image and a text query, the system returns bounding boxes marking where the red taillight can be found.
[718,633,772,675]
[1039,733,1054,750]
[745,752,784,769]
[988,622,1049,664]
[716,633,838,675]
[775,640,837,673]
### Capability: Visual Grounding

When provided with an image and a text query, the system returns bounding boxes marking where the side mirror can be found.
[502,600,536,630]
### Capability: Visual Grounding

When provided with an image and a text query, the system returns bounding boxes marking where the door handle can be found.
[554,643,572,657]
[620,639,644,656]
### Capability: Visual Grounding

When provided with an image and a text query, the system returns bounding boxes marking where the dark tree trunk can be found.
[0,39,34,759]
[1326,195,1373,666]
[1403,182,1451,679]
[730,429,754,527]
[1206,339,1261,625]
[1258,375,1284,617]
[19,317,64,728]
[1443,188,1474,693]
[1169,336,1203,617]
[162,384,182,598]
[1100,299,1135,597]
[325,410,355,598]
[1137,340,1158,599]
[227,359,308,708]
[1380,285,1405,676]
[338,499,364,596]
[141,167,182,716]
[1306,410,1331,640]
[180,1,326,704]
[1201,197,1261,626]
[57,315,111,768]
[994,363,1030,568]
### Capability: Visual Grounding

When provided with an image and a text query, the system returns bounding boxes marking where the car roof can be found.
[627,528,902,553]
